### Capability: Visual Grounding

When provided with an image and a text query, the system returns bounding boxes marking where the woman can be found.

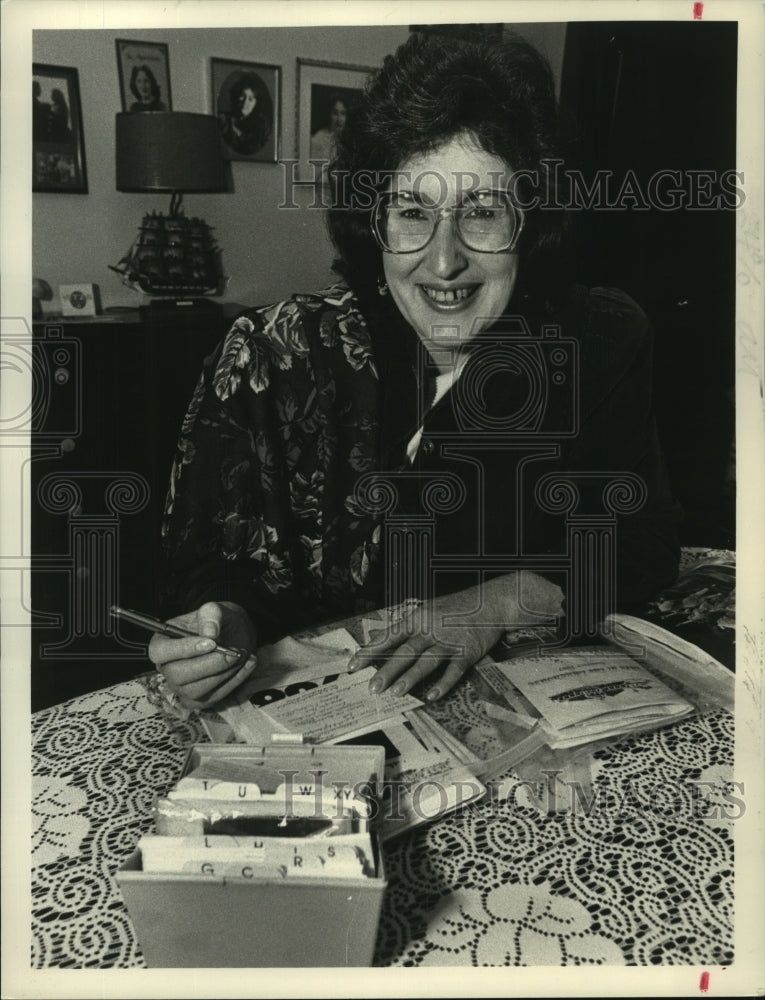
[48,88,71,141]
[218,71,272,156]
[151,32,680,709]
[129,64,166,112]
[309,94,349,176]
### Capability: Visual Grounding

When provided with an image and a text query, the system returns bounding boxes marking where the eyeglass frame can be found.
[369,188,525,255]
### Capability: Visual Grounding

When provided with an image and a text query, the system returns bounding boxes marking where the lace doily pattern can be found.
[375,706,734,967]
[32,681,205,969]
[32,683,734,968]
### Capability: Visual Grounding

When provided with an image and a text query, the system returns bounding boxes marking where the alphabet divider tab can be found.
[168,775,371,816]
[136,833,375,878]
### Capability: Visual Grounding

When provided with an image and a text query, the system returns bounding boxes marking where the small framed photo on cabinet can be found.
[59,283,99,317]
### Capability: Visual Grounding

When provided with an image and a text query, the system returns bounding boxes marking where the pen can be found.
[110,605,249,660]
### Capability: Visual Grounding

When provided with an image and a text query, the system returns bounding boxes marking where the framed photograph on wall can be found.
[211,57,281,162]
[295,58,376,181]
[115,38,172,113]
[32,64,88,193]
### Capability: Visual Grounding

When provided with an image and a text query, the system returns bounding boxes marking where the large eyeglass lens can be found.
[376,191,519,253]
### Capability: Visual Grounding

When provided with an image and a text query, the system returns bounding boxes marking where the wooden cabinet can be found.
[31,305,238,709]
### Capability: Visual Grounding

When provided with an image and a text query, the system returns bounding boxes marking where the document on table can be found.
[203,627,359,742]
[240,627,359,692]
[606,612,735,711]
[222,667,422,745]
[481,645,693,749]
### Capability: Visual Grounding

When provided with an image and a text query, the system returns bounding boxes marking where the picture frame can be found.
[211,57,281,163]
[115,38,172,114]
[59,283,99,317]
[295,58,376,181]
[32,64,88,194]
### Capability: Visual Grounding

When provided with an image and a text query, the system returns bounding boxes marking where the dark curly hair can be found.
[229,72,272,117]
[130,64,161,103]
[326,31,569,320]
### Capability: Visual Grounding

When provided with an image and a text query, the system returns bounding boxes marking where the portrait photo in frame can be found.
[211,57,280,162]
[295,58,376,181]
[32,64,88,194]
[115,38,172,113]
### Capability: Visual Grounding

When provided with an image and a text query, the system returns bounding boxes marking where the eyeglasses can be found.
[371,189,524,254]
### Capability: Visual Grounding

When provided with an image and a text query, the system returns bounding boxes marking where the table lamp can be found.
[111,112,228,310]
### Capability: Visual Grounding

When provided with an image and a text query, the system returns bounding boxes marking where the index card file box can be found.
[117,742,387,967]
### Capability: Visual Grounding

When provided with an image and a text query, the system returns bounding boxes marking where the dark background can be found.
[559,21,737,549]
[31,21,738,710]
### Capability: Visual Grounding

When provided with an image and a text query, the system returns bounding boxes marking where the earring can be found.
[377,276,389,297]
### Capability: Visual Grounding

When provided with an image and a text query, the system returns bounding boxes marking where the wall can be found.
[33,22,566,314]
[512,21,566,94]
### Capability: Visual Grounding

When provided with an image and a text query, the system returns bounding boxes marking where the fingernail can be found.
[425,688,441,701]
[368,677,383,695]
[195,638,215,652]
[201,622,218,637]
[224,652,241,664]
[347,656,359,672]
[390,681,406,697]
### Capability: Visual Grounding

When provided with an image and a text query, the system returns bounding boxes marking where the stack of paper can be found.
[605,613,734,711]
[476,644,694,749]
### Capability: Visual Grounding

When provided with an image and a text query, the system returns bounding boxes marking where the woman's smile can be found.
[419,284,480,307]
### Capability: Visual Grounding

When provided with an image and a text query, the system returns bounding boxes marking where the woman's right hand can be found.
[148,601,257,710]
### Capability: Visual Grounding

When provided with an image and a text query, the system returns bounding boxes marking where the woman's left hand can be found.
[347,572,564,702]
[347,582,506,702]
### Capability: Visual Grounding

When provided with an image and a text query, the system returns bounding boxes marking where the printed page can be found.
[501,647,692,735]
[256,667,422,743]
[213,628,360,742]
[381,752,485,840]
[606,613,735,711]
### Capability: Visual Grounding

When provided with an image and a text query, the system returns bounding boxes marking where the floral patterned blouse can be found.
[160,281,681,642]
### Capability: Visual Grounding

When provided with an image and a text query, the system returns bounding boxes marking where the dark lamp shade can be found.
[116,112,227,193]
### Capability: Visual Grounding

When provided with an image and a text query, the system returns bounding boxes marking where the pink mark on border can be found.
[693,2,704,18]
[699,971,710,992]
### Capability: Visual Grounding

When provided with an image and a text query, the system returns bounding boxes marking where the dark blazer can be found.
[160,283,680,641]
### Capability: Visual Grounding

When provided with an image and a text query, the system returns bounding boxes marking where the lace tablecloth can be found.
[32,678,734,968]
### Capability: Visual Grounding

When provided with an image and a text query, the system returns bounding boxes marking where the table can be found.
[31,550,736,968]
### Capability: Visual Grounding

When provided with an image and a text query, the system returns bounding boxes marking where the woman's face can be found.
[330,100,347,132]
[239,88,257,117]
[382,132,520,357]
[135,70,152,101]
